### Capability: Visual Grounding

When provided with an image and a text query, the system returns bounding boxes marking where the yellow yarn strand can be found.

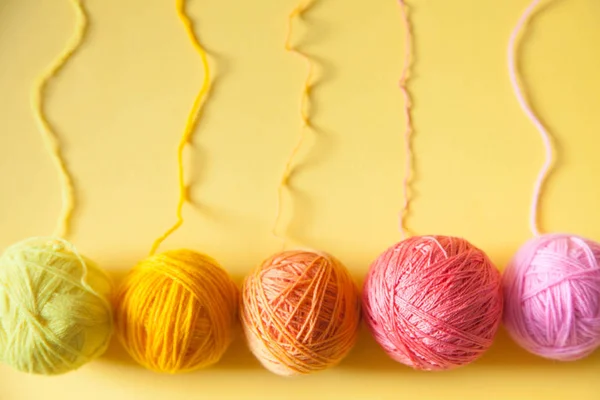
[32,0,88,239]
[150,0,211,256]
[273,0,315,245]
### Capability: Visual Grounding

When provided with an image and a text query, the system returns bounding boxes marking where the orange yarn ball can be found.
[115,250,238,373]
[241,250,361,376]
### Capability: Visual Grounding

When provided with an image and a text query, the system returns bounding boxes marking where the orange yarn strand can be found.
[150,0,212,255]
[32,0,88,239]
[273,0,315,245]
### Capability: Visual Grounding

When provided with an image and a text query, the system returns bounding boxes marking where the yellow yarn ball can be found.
[0,237,114,375]
[115,249,238,373]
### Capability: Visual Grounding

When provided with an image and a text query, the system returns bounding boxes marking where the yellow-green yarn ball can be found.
[0,237,114,375]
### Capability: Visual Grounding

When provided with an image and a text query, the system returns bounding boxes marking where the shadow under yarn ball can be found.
[0,237,114,375]
[241,250,361,376]
[363,235,503,371]
[503,234,600,361]
[114,249,238,373]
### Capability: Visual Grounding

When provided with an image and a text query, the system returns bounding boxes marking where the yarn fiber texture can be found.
[363,235,503,370]
[503,234,600,361]
[241,250,361,376]
[0,237,113,375]
[115,249,238,373]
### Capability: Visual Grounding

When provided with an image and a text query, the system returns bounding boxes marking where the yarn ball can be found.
[0,237,113,375]
[503,234,600,361]
[115,249,238,373]
[363,235,503,370]
[241,250,360,376]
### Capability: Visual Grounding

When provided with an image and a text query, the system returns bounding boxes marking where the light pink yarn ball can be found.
[503,234,600,361]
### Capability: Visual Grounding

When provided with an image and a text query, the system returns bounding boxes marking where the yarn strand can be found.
[397,0,414,239]
[150,0,211,255]
[508,0,553,237]
[272,0,315,246]
[32,0,88,239]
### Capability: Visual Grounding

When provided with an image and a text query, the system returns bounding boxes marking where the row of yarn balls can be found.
[0,233,599,376]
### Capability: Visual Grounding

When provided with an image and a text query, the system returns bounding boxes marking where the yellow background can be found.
[1,0,599,398]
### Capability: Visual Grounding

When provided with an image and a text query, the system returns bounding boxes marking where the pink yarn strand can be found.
[398,0,414,239]
[508,0,554,237]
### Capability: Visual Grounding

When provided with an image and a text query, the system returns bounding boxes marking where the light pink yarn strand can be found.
[508,0,554,237]
[398,0,414,239]
[505,1,600,360]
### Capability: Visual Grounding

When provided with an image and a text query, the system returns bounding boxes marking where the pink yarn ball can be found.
[503,234,600,361]
[363,235,503,370]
